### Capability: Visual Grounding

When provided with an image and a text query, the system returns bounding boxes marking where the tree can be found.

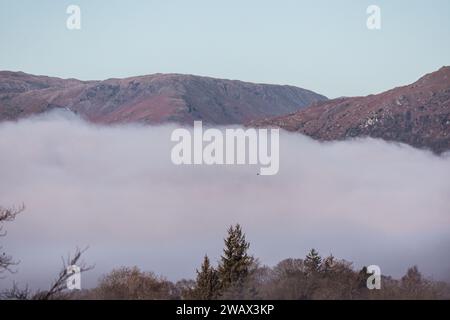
[0,282,30,300]
[1,247,93,300]
[268,259,308,299]
[218,224,255,295]
[400,266,433,299]
[0,204,24,275]
[305,248,322,274]
[174,279,196,300]
[1,205,94,300]
[94,266,175,300]
[192,255,220,300]
[33,247,93,300]
[321,255,336,274]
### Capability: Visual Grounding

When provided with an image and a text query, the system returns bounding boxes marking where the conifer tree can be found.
[192,255,220,300]
[218,224,254,292]
[305,248,322,274]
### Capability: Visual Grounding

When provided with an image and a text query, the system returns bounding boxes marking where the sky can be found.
[1,0,450,98]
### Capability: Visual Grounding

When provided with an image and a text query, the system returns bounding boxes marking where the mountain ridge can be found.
[253,66,450,153]
[0,71,327,125]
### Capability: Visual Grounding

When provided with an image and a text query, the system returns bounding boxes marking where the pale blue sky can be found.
[1,0,449,97]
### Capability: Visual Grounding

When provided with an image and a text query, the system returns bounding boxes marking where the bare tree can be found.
[0,204,25,275]
[33,247,94,300]
[1,247,93,300]
[1,204,93,300]
[0,282,30,300]
[94,266,175,300]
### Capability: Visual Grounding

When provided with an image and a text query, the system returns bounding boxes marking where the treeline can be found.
[74,224,450,300]
[1,206,450,300]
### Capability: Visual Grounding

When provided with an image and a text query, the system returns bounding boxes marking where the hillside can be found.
[253,67,450,153]
[0,71,327,125]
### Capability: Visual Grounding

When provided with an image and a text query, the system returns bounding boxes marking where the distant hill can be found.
[253,67,450,154]
[0,71,327,125]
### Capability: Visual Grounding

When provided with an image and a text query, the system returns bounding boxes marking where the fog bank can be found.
[0,111,449,290]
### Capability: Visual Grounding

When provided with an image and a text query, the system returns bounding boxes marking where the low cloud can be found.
[0,111,449,289]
